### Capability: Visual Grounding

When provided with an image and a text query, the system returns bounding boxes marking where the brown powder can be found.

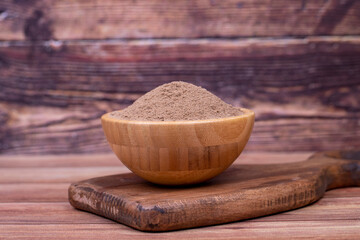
[110,81,243,121]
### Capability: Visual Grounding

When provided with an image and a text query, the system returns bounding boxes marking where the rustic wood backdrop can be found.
[0,0,359,154]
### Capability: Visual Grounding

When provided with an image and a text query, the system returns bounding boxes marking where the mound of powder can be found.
[110,81,243,121]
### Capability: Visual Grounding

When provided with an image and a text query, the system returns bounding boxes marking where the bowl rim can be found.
[101,107,255,125]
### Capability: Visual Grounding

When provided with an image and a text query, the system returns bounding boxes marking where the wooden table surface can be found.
[1,152,360,239]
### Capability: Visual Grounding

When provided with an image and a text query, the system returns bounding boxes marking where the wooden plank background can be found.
[1,0,360,40]
[0,0,360,154]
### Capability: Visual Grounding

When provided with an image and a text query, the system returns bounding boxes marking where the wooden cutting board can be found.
[68,151,360,232]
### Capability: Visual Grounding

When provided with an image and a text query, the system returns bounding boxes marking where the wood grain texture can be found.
[1,221,360,240]
[3,197,360,224]
[0,166,125,184]
[0,152,312,168]
[0,37,359,154]
[68,150,360,231]
[0,153,308,184]
[0,152,311,203]
[1,153,360,239]
[0,183,69,202]
[0,0,360,40]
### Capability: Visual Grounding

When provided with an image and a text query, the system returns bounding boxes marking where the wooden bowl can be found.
[101,108,255,185]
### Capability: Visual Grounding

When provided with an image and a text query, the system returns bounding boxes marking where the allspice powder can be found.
[110,81,243,121]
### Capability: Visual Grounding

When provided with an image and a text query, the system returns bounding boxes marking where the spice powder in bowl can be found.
[110,81,243,121]
[103,81,254,185]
